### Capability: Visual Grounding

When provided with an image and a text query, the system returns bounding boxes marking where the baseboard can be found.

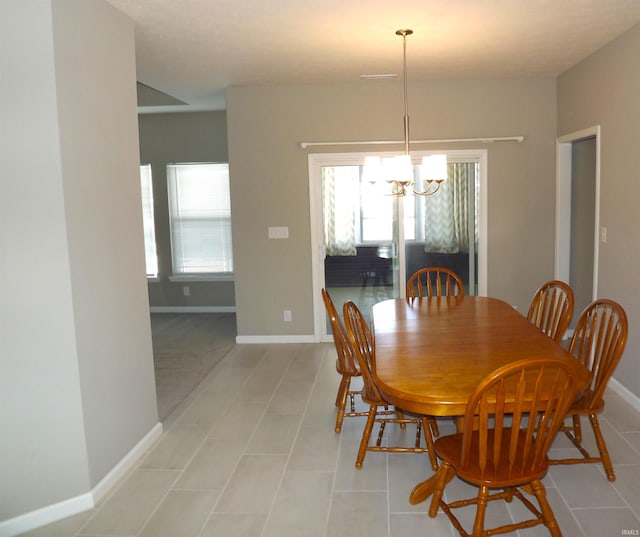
[149,306,236,313]
[609,377,640,413]
[236,335,315,344]
[0,492,94,537]
[0,422,163,537]
[91,422,163,504]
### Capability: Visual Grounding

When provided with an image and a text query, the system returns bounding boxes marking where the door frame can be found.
[309,149,488,342]
[555,126,600,300]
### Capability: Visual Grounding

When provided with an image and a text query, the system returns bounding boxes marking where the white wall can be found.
[0,0,91,519]
[0,0,159,529]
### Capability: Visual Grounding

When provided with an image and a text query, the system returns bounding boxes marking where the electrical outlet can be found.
[183,286,190,296]
[283,310,292,322]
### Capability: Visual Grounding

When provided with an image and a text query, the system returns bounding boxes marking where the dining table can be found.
[369,295,584,505]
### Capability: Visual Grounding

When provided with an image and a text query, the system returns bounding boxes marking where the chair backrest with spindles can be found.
[526,280,574,342]
[406,267,465,299]
[459,357,587,480]
[321,288,359,376]
[569,298,628,409]
[343,300,385,405]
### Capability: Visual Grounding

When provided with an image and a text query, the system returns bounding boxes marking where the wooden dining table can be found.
[370,295,585,505]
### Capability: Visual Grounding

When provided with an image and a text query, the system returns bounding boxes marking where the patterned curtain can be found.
[423,163,476,253]
[322,166,358,256]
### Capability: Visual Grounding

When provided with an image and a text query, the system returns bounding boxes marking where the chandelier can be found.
[363,29,447,196]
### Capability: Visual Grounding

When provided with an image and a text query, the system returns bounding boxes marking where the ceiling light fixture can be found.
[363,29,447,197]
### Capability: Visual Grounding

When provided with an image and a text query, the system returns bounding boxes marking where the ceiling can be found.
[105,0,640,112]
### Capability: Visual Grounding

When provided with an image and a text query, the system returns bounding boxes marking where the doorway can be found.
[309,150,488,341]
[555,126,600,324]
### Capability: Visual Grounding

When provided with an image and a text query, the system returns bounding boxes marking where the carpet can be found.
[151,312,237,421]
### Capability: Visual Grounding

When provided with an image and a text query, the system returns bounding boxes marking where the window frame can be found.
[166,162,234,280]
[140,164,159,279]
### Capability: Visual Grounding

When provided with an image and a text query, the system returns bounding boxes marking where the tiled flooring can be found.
[20,342,640,537]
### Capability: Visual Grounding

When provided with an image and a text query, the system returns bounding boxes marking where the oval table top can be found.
[371,296,580,417]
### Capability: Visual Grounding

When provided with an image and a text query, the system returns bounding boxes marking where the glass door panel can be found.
[321,165,400,332]
[404,161,479,295]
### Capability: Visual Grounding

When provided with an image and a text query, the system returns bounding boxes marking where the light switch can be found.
[268,226,289,239]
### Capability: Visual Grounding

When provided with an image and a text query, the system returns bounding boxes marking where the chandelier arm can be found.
[413,180,443,197]
[389,180,408,196]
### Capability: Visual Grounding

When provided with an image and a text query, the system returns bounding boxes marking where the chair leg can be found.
[335,375,349,407]
[472,485,489,536]
[530,479,562,537]
[572,414,582,443]
[396,408,407,429]
[334,376,350,433]
[589,413,616,481]
[430,417,440,438]
[356,405,377,469]
[421,417,439,471]
[334,404,346,433]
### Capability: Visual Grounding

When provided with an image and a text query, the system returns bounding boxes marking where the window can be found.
[167,163,233,275]
[322,165,407,249]
[140,164,158,278]
[321,160,479,252]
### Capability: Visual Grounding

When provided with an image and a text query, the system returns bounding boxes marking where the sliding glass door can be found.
[309,150,486,341]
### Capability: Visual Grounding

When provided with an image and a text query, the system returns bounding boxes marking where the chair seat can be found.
[360,385,385,406]
[568,389,604,414]
[335,357,359,377]
[435,430,549,488]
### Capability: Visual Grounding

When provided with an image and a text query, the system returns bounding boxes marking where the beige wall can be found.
[558,23,640,397]
[138,111,236,308]
[227,78,557,337]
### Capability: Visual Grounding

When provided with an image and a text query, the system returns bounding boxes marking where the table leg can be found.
[409,465,455,505]
[456,415,480,432]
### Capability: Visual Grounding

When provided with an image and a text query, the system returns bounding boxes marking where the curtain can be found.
[322,166,358,256]
[423,163,476,253]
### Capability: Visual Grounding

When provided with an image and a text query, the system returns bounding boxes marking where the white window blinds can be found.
[167,163,233,274]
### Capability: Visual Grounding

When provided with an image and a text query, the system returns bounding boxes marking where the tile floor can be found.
[19,342,640,537]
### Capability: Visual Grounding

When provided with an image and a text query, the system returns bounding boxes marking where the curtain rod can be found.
[299,136,524,149]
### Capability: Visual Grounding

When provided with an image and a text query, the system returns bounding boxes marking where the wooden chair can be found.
[549,298,628,481]
[321,288,367,432]
[342,300,439,470]
[527,280,574,342]
[424,357,589,537]
[406,267,465,298]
